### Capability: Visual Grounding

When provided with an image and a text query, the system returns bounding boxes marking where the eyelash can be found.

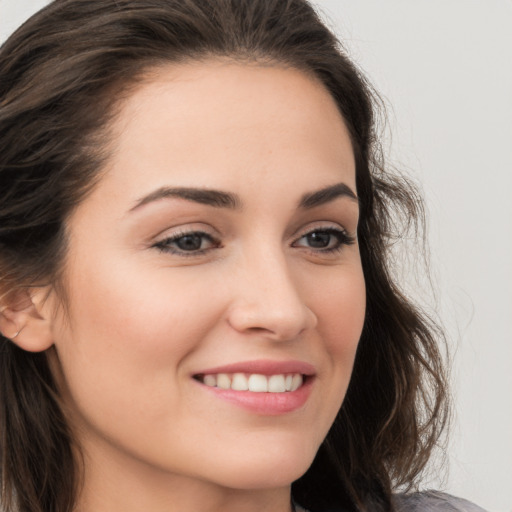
[153,230,220,256]
[293,227,356,254]
[153,227,355,257]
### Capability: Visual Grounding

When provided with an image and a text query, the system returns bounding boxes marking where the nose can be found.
[226,250,317,341]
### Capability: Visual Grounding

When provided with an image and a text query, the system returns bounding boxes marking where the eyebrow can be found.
[129,181,358,213]
[130,186,242,212]
[299,182,358,209]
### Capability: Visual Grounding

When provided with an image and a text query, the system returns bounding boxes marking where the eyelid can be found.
[151,222,218,243]
[291,223,356,254]
[152,226,221,256]
[292,221,354,240]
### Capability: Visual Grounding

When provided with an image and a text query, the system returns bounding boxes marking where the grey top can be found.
[295,491,488,512]
[394,491,487,512]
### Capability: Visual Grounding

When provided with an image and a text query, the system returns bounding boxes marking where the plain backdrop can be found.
[1,1,511,511]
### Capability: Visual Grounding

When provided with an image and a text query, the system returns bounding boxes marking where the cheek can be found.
[307,264,366,395]
[313,265,366,349]
[52,255,224,421]
[61,255,220,358]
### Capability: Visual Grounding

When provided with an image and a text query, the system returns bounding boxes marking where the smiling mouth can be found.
[194,373,305,393]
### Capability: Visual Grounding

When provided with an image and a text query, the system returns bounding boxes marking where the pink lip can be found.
[193,359,316,415]
[195,359,316,377]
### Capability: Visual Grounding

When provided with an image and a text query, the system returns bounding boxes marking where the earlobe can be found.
[0,288,54,352]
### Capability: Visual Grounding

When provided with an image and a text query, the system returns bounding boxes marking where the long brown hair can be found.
[0,1,449,511]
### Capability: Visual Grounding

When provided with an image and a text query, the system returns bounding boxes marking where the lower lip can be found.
[197,378,313,415]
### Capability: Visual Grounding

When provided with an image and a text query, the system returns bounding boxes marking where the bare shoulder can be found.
[394,491,488,512]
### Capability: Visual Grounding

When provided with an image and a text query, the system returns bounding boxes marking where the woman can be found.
[0,1,486,512]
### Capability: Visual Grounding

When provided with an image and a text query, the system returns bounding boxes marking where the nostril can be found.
[246,326,272,334]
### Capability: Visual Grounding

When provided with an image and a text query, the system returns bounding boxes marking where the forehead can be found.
[90,60,356,208]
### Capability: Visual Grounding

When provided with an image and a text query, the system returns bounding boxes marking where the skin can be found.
[4,61,366,512]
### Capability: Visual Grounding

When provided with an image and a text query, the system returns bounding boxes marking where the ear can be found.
[0,288,54,352]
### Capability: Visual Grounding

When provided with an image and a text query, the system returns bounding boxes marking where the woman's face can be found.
[48,61,365,493]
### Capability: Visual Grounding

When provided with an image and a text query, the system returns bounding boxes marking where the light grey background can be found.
[1,1,511,511]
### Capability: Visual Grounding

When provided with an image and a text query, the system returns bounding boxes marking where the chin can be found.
[214,465,310,491]
[203,439,318,490]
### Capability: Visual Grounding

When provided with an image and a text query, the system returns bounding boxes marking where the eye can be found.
[153,230,219,255]
[293,227,355,253]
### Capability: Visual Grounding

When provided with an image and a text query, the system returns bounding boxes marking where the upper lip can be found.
[195,359,316,377]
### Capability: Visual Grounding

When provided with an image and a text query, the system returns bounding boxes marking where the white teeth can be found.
[268,374,286,393]
[248,374,268,392]
[231,373,249,391]
[203,374,217,387]
[216,373,231,389]
[200,373,305,393]
[291,374,303,392]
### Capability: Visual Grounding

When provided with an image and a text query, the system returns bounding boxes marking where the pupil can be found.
[177,234,202,251]
[307,232,330,248]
